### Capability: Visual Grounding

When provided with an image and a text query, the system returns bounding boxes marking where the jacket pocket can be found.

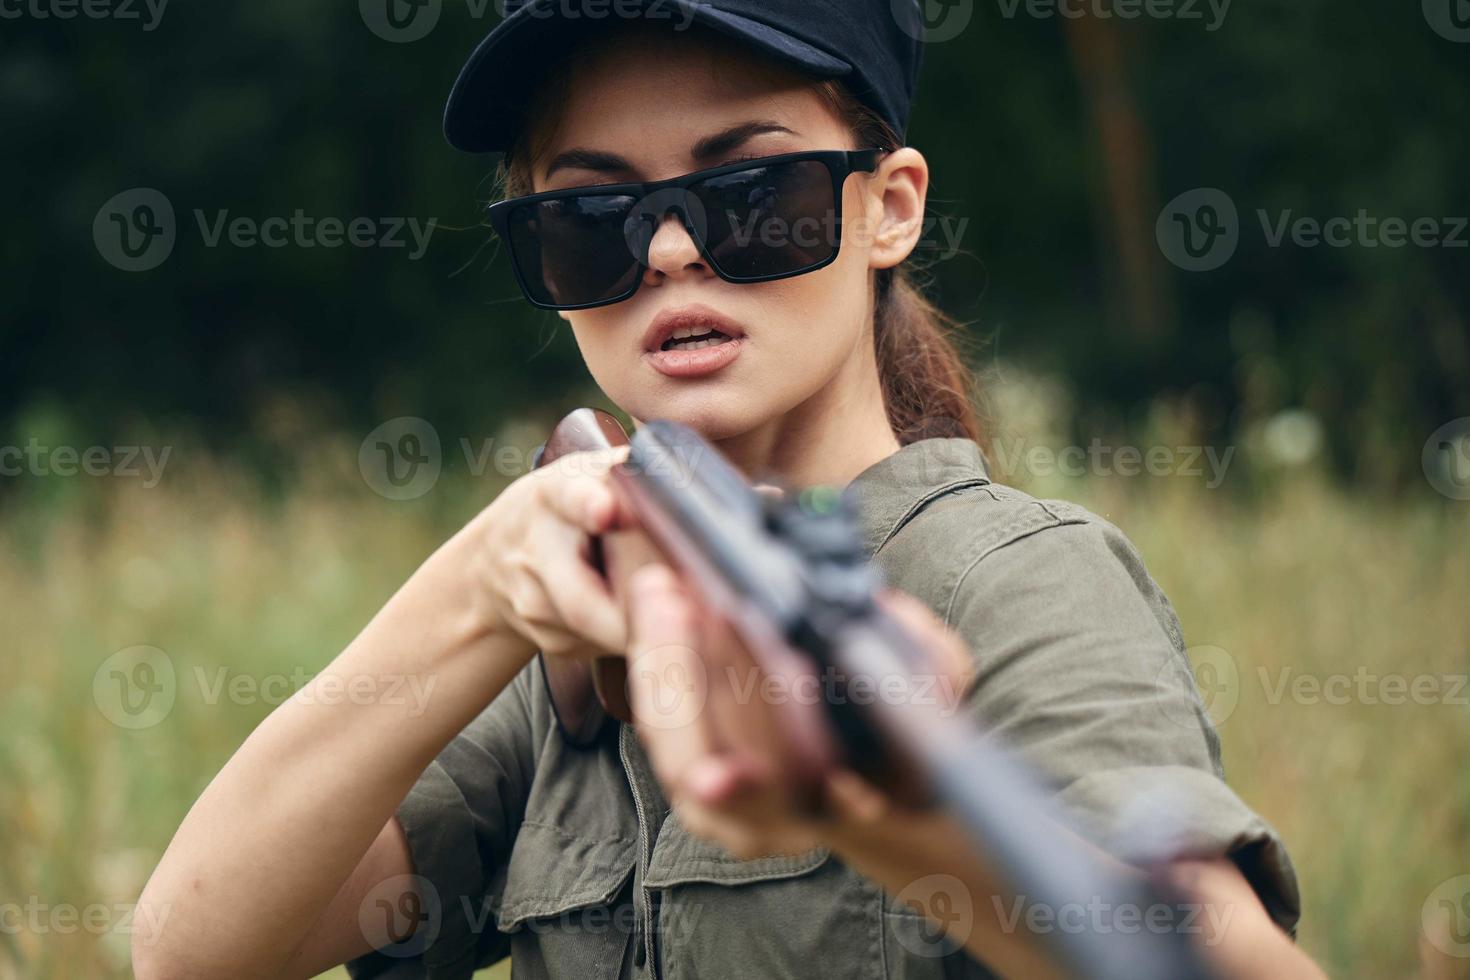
[646,812,885,980]
[496,819,638,979]
[880,888,998,980]
[496,820,637,931]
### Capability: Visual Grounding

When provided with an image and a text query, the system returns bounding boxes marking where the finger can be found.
[538,446,631,534]
[683,760,817,860]
[823,767,893,826]
[696,612,818,813]
[684,754,763,808]
[697,611,765,768]
[625,565,715,787]
[543,546,629,654]
[600,528,666,613]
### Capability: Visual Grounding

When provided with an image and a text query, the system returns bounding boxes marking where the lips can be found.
[641,304,748,380]
[641,304,748,353]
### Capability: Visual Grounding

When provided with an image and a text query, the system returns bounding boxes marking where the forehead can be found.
[527,26,847,180]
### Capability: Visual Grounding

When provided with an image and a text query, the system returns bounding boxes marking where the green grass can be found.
[0,435,1465,979]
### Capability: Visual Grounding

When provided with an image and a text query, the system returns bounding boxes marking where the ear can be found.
[862,147,930,272]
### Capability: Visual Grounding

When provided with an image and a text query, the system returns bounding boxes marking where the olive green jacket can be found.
[348,437,1299,980]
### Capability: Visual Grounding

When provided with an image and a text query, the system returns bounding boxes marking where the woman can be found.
[134,3,1323,978]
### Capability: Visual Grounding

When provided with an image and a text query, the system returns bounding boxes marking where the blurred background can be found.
[2,0,1467,977]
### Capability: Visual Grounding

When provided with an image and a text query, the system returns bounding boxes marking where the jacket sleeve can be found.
[347,660,545,979]
[937,501,1302,937]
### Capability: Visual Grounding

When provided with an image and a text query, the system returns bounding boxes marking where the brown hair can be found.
[494,70,989,453]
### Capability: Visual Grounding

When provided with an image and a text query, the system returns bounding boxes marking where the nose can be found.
[641,211,712,287]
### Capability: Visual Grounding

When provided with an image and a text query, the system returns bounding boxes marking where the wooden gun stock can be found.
[532,408,637,743]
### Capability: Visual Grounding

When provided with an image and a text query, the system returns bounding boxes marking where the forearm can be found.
[828,810,1325,980]
[135,521,536,978]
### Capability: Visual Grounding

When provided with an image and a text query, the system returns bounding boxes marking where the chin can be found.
[622,386,773,442]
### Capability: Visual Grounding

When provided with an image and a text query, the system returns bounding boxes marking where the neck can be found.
[713,343,902,490]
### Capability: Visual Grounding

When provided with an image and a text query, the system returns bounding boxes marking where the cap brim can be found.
[444,2,853,154]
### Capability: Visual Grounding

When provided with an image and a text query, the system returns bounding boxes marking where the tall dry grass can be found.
[0,421,1465,979]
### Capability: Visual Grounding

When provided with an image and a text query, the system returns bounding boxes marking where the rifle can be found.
[532,407,1215,980]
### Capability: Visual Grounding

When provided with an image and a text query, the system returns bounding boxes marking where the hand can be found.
[622,561,975,859]
[468,445,650,659]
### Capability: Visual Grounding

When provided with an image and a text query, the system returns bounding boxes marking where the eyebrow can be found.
[542,121,798,182]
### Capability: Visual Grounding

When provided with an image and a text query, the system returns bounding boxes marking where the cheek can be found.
[566,313,635,395]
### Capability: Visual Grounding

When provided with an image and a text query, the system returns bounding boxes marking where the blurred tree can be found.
[0,0,1465,486]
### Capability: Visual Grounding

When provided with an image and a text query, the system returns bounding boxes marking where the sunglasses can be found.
[486,148,886,311]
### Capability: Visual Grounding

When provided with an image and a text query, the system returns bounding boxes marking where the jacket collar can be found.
[843,437,992,559]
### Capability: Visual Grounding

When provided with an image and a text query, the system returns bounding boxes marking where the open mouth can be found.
[661,326,737,352]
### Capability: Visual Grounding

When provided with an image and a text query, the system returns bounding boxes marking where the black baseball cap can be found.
[443,0,927,154]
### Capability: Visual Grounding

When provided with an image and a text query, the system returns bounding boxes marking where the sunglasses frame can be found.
[485,148,887,311]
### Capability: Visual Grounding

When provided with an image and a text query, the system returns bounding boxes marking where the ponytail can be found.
[874,266,989,451]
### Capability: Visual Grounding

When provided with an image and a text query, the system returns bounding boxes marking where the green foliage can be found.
[1,1,1466,482]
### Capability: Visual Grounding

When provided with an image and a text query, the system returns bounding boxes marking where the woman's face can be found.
[525,27,924,442]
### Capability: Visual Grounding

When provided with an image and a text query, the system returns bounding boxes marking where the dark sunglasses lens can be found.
[693,160,838,280]
[506,194,641,308]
